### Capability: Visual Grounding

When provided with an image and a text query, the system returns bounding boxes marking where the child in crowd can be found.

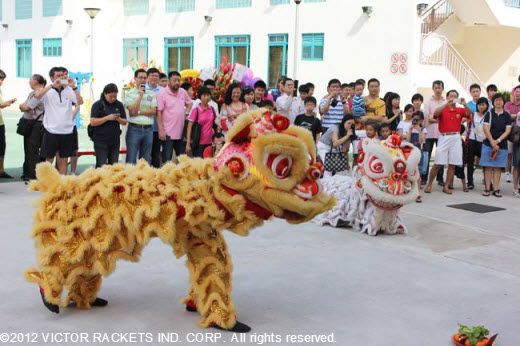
[411,93,424,120]
[294,96,322,144]
[351,118,366,166]
[404,113,427,202]
[352,81,366,117]
[397,104,414,137]
[263,100,275,113]
[364,121,379,140]
[378,123,391,140]
[203,132,225,159]
[454,124,469,192]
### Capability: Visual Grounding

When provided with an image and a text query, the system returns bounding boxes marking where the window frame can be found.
[215,35,250,67]
[164,36,194,72]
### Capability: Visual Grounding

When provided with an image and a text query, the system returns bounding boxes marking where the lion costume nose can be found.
[293,178,322,200]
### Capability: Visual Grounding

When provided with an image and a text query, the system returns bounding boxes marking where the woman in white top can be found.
[466,97,488,190]
[217,82,249,133]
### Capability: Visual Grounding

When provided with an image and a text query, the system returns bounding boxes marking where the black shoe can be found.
[91,297,108,307]
[0,172,14,179]
[437,181,445,187]
[40,288,59,314]
[467,184,474,190]
[213,321,251,333]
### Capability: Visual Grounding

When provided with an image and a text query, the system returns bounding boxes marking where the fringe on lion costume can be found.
[25,110,335,333]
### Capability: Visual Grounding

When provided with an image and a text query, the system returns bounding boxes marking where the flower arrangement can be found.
[214,56,235,104]
[180,69,203,99]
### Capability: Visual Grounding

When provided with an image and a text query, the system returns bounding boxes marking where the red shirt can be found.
[438,106,466,134]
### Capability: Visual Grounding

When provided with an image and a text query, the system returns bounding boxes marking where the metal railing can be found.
[420,34,484,90]
[421,0,454,35]
[504,0,520,8]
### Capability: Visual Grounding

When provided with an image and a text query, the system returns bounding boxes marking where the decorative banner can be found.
[232,63,247,82]
[199,67,216,81]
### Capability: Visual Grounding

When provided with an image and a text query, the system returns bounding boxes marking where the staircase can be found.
[421,0,454,35]
[419,0,483,90]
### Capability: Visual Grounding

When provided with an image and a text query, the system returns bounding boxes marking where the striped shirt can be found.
[320,96,344,128]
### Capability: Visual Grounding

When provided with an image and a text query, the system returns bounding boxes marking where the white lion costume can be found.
[314,135,421,235]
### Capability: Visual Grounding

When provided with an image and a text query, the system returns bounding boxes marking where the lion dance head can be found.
[213,109,335,224]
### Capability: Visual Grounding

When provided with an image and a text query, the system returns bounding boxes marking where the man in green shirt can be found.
[124,69,157,164]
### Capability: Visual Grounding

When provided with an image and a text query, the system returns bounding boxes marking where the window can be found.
[166,0,195,12]
[504,0,520,8]
[302,33,324,61]
[43,0,62,17]
[0,0,3,21]
[16,39,32,78]
[268,34,288,89]
[43,38,62,57]
[123,38,148,66]
[123,0,149,16]
[270,0,289,4]
[15,0,32,19]
[215,35,250,66]
[216,0,251,9]
[165,37,193,71]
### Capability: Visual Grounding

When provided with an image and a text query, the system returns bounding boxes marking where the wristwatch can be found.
[497,138,502,144]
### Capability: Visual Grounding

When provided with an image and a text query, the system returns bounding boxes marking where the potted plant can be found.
[452,324,498,346]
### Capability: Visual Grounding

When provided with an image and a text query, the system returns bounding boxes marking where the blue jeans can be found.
[161,139,184,164]
[125,125,153,164]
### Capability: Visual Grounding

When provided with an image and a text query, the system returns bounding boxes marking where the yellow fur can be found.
[25,109,334,330]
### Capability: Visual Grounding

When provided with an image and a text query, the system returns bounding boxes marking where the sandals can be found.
[463,187,469,193]
[482,190,491,197]
[492,189,502,198]
[415,196,422,203]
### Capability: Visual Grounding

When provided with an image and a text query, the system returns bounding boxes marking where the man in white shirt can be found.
[290,84,310,123]
[35,67,82,175]
[275,78,294,119]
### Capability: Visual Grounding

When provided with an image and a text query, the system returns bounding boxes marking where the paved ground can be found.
[0,170,519,346]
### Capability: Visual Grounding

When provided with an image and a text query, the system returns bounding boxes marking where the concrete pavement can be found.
[0,173,519,346]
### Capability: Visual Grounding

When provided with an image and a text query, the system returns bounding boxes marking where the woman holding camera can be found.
[90,83,127,168]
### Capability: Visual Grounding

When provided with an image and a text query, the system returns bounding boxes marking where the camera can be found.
[60,79,69,86]
[331,99,338,107]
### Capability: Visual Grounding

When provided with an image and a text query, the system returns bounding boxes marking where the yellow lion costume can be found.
[25,110,335,333]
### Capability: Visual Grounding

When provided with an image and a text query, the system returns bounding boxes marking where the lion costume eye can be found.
[368,156,384,174]
[265,153,293,179]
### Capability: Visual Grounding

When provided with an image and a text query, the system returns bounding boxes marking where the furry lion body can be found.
[25,110,335,331]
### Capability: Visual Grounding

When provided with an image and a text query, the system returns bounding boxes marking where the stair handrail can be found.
[420,34,484,87]
[421,0,454,35]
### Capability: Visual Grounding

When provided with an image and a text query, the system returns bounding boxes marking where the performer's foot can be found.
[213,321,251,333]
[39,287,59,314]
[91,297,108,307]
[68,297,108,308]
[185,300,197,312]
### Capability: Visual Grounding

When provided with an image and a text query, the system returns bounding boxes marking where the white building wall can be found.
[0,0,426,110]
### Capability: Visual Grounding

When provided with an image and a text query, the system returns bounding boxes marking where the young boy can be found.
[378,123,391,140]
[291,84,310,123]
[203,132,225,158]
[352,81,366,117]
[294,96,322,144]
[411,93,424,119]
[159,73,168,88]
[253,80,267,108]
[341,83,353,112]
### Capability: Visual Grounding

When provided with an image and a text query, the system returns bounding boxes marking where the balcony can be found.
[448,0,520,27]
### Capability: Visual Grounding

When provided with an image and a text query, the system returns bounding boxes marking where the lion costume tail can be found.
[29,162,62,193]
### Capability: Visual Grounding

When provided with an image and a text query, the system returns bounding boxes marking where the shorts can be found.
[435,134,462,166]
[40,129,78,159]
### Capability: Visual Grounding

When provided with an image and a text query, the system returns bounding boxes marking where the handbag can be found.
[16,113,43,137]
[324,145,349,173]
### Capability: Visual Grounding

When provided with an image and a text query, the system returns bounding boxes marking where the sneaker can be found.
[506,172,511,183]
[514,191,520,199]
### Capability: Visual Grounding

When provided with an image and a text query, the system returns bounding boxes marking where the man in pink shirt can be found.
[157,71,192,164]
[422,80,446,186]
[505,84,520,195]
